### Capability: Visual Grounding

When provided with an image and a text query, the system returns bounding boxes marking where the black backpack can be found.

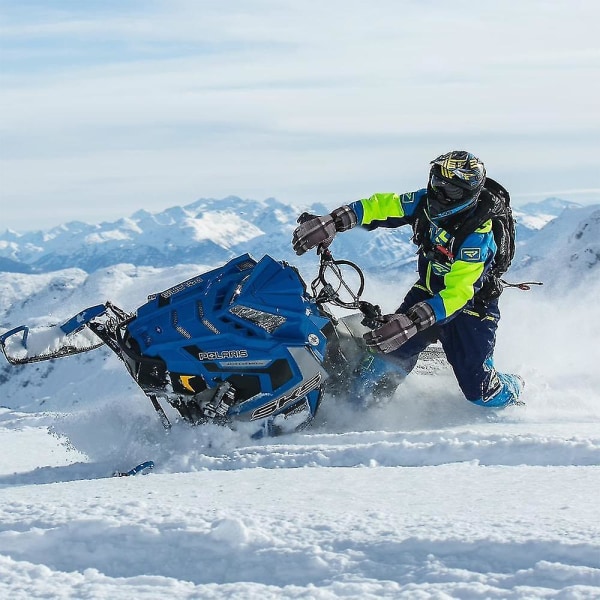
[412,177,516,301]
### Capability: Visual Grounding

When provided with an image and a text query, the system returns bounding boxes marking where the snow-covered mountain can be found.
[0,195,580,275]
[512,204,600,290]
[0,197,301,274]
[516,196,583,233]
[1,196,599,598]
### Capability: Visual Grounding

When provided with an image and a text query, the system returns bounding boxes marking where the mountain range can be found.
[0,195,593,277]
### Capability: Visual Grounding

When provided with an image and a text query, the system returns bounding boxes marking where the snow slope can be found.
[1,395,599,598]
[0,200,599,598]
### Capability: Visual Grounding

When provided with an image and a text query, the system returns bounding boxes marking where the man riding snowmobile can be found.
[0,150,524,439]
[292,150,524,408]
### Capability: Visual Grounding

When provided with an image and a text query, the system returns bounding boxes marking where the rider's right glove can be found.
[363,302,436,353]
[292,205,357,255]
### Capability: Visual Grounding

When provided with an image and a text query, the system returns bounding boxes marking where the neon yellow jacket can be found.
[348,189,497,321]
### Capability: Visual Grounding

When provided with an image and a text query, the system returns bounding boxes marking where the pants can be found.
[386,285,521,407]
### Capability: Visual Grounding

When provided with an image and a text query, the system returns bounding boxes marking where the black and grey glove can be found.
[292,206,357,255]
[363,301,436,353]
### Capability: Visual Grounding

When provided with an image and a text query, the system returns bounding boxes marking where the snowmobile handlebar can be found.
[295,213,382,328]
[311,249,383,328]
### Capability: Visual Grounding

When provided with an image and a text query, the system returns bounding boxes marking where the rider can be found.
[292,150,523,408]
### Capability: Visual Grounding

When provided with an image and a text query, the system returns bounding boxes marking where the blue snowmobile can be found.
[1,238,413,436]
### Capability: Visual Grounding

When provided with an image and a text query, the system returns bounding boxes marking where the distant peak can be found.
[519,197,582,216]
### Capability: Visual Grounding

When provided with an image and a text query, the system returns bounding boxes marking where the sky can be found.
[1,0,599,232]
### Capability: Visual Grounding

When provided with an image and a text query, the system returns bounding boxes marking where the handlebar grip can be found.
[359,301,383,329]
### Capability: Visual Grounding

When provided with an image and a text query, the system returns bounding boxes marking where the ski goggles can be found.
[430,174,465,201]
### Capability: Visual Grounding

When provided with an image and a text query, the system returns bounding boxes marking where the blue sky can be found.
[1,0,599,231]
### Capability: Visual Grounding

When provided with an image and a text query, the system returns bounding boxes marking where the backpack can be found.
[412,177,516,301]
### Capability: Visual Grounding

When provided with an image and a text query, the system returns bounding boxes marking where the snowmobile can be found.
[0,237,428,437]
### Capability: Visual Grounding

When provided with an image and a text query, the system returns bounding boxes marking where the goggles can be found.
[430,174,464,201]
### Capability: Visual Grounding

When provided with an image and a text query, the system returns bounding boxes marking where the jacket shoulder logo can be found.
[460,248,481,262]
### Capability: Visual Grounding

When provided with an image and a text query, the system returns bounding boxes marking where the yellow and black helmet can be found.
[427,151,486,222]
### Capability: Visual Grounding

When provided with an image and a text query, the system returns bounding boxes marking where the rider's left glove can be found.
[292,206,357,255]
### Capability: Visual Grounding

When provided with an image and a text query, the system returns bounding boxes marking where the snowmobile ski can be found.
[113,460,155,477]
[0,302,128,365]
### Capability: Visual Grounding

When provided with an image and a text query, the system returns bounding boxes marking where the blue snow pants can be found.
[385,285,522,407]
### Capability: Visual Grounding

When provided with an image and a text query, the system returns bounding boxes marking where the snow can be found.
[84,230,133,244]
[180,213,264,248]
[0,202,599,598]
[0,407,599,598]
[1,322,599,599]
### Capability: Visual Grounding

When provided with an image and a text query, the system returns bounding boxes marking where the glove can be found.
[363,301,436,353]
[292,214,336,255]
[292,206,357,255]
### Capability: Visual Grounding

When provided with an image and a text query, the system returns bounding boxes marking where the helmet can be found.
[427,151,486,222]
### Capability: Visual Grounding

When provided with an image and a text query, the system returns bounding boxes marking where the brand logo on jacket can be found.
[460,248,481,262]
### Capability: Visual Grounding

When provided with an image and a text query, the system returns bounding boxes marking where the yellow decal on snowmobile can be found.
[180,375,196,392]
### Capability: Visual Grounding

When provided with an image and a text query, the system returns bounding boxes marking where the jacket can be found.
[348,189,497,321]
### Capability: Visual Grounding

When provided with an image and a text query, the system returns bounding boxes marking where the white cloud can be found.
[1,0,599,230]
